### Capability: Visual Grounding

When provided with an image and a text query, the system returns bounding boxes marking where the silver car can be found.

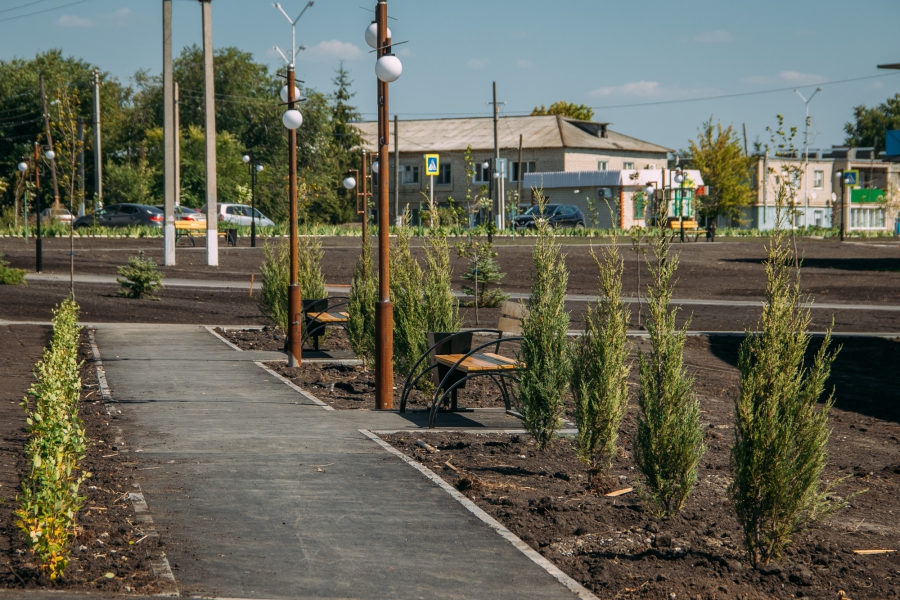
[200,203,275,227]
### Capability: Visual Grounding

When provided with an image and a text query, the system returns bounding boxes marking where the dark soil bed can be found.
[0,326,169,594]
[383,335,900,600]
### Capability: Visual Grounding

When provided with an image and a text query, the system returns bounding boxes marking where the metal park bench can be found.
[667,218,705,242]
[300,297,350,352]
[174,220,237,246]
[399,301,526,428]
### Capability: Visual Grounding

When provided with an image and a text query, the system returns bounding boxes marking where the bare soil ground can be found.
[384,334,900,600]
[0,327,169,593]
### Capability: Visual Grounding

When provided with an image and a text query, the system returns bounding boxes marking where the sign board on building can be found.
[843,170,859,186]
[496,158,508,177]
[424,154,440,177]
[886,131,900,157]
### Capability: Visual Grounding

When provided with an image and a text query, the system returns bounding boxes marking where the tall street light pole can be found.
[274,1,313,368]
[674,169,686,242]
[368,0,402,409]
[242,152,263,248]
[794,87,821,227]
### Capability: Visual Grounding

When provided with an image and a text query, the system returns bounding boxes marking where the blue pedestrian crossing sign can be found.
[425,154,440,177]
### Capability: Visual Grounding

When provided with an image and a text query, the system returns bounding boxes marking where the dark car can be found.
[73,203,164,229]
[153,205,206,221]
[514,204,585,230]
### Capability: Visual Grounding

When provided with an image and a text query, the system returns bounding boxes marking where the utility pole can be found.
[795,87,821,229]
[175,81,181,208]
[92,70,102,209]
[200,0,218,266]
[33,143,42,272]
[516,134,523,216]
[77,119,85,216]
[39,77,61,208]
[163,0,176,266]
[492,81,500,230]
[394,114,399,226]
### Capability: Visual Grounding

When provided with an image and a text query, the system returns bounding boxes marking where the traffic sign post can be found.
[425,154,439,225]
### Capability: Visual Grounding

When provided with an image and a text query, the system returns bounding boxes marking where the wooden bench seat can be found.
[307,311,349,324]
[667,219,705,242]
[174,220,236,246]
[435,352,520,373]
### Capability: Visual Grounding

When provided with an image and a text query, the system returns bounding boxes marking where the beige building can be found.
[746,147,900,233]
[355,115,671,225]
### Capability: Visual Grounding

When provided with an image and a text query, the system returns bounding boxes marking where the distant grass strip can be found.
[16,299,89,580]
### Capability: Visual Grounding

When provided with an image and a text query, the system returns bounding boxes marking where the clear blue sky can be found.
[1,0,899,152]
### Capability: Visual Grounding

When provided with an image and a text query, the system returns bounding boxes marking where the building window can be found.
[813,170,824,189]
[473,162,491,184]
[510,161,536,182]
[435,163,451,185]
[623,162,635,170]
[633,193,645,219]
[598,161,609,171]
[401,165,419,185]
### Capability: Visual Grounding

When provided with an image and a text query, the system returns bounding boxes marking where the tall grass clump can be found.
[519,190,571,449]
[390,212,427,377]
[116,250,163,299]
[16,299,89,580]
[571,245,630,476]
[633,224,705,517]
[0,253,26,285]
[422,228,460,333]
[730,205,847,566]
[348,228,377,369]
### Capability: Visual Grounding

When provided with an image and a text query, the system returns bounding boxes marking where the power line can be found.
[0,0,93,23]
[0,0,53,16]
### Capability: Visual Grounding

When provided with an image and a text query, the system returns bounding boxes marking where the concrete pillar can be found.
[162,0,176,265]
[200,0,218,265]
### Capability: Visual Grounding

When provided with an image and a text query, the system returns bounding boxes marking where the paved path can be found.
[26,273,900,311]
[95,324,583,599]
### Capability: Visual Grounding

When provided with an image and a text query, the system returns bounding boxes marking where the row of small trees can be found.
[519,183,848,565]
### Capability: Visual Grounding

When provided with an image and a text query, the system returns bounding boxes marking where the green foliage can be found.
[348,230,377,369]
[456,241,508,308]
[531,101,595,121]
[259,240,290,331]
[571,245,631,475]
[16,299,89,580]
[844,93,900,152]
[633,227,706,517]
[103,154,159,206]
[0,253,26,285]
[330,65,364,223]
[730,131,848,565]
[298,233,327,301]
[422,229,460,333]
[519,190,571,449]
[116,250,163,299]
[688,117,755,223]
[390,214,427,378]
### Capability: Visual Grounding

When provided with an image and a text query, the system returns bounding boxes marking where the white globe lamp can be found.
[674,172,685,184]
[44,150,55,161]
[242,155,250,163]
[282,109,303,130]
[280,85,302,103]
[256,164,264,173]
[343,176,357,190]
[644,185,654,198]
[365,22,391,49]
[372,160,379,174]
[375,54,402,83]
[17,162,28,172]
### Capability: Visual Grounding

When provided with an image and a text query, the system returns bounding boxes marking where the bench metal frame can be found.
[296,297,350,352]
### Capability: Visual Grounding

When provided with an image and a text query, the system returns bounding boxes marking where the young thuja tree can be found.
[731,122,849,566]
[456,241,508,311]
[571,245,631,476]
[633,205,706,516]
[298,233,327,301]
[259,240,290,331]
[348,227,377,369]
[519,189,571,449]
[390,212,427,377]
[422,227,460,333]
[117,250,164,299]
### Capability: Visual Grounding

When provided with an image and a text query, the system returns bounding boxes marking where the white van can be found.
[200,203,275,227]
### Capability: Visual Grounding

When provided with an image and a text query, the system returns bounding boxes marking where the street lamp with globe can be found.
[673,170,686,242]
[242,153,264,247]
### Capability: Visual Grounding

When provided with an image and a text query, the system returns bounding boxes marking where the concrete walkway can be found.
[27,272,900,311]
[95,324,584,599]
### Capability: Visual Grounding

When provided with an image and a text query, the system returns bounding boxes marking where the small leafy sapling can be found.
[117,250,164,299]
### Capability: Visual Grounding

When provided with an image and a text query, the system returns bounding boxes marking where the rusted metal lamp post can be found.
[367,0,402,409]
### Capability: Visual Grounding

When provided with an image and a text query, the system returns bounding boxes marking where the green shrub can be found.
[390,213,427,378]
[116,250,163,299]
[457,241,508,308]
[0,253,26,285]
[519,191,571,449]
[348,230,377,369]
[571,245,630,476]
[633,228,706,517]
[16,299,88,580]
[298,233,326,301]
[422,228,460,333]
[258,237,327,333]
[730,221,848,566]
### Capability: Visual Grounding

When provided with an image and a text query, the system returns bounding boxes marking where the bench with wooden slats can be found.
[666,219,705,241]
[497,300,526,335]
[434,352,519,373]
[307,311,349,325]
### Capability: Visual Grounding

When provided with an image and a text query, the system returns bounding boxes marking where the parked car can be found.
[39,207,73,223]
[73,204,164,229]
[200,203,275,227]
[513,204,585,230]
[153,205,206,221]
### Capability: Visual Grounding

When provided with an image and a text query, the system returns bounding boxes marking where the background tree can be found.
[330,64,363,223]
[531,101,595,121]
[844,93,900,152]
[688,118,755,226]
